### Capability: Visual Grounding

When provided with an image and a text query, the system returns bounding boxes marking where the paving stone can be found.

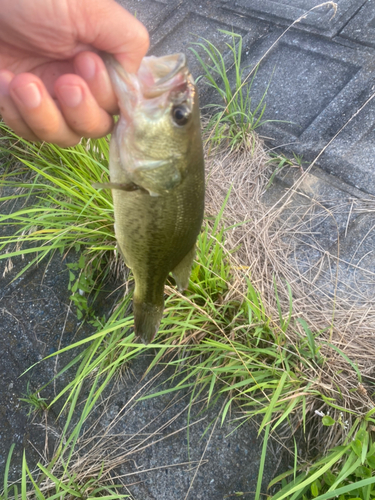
[151,12,247,79]
[117,0,176,34]
[313,212,375,304]
[229,29,375,194]
[147,0,273,84]
[277,164,370,200]
[243,31,361,138]
[339,0,375,49]
[263,164,375,305]
[263,168,362,275]
[300,165,371,200]
[221,0,366,38]
[313,89,375,196]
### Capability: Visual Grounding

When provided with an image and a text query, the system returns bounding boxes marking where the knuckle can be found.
[55,137,81,148]
[68,112,113,138]
[33,116,61,139]
[1,114,38,141]
[33,121,80,147]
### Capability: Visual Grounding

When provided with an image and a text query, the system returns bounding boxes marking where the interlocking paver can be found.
[146,0,272,83]
[339,0,375,48]
[241,31,362,138]
[316,101,375,195]
[118,0,175,34]
[324,213,375,303]
[221,0,366,37]
[262,167,375,300]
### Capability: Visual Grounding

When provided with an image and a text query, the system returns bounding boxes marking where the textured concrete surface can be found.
[2,0,375,498]
[90,357,280,500]
[0,255,87,479]
[222,0,366,37]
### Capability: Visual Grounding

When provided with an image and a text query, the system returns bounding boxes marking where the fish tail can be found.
[133,299,164,344]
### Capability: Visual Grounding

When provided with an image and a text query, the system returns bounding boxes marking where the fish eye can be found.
[171,105,190,126]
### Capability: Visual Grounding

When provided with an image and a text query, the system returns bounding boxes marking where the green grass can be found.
[190,30,275,150]
[19,382,48,417]
[0,136,319,497]
[0,127,116,317]
[1,29,374,500]
[1,128,373,500]
[16,196,317,430]
[270,418,375,500]
[1,411,130,500]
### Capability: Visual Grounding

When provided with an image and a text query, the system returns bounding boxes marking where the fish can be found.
[101,53,205,343]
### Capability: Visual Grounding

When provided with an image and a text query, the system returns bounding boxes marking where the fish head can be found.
[105,53,201,195]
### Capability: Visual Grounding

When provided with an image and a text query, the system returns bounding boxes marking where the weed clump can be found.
[191,30,271,151]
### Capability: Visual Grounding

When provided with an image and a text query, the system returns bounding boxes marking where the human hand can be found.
[0,0,149,146]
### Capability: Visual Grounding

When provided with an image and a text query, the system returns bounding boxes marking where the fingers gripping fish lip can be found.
[103,55,139,117]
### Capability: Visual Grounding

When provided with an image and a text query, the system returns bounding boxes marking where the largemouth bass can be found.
[103,53,205,343]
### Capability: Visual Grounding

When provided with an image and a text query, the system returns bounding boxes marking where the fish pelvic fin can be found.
[133,300,164,344]
[171,245,196,291]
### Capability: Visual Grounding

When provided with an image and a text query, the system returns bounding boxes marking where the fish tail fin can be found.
[133,299,164,344]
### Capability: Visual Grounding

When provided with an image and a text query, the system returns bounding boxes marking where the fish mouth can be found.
[139,53,187,97]
[145,53,186,83]
[104,53,188,100]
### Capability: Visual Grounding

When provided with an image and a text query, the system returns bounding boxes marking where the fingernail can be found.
[58,85,83,107]
[76,55,96,81]
[13,82,42,108]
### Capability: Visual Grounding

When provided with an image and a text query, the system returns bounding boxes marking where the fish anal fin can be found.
[116,243,131,269]
[171,245,196,291]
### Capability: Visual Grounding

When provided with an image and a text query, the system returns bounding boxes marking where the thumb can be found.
[78,0,150,73]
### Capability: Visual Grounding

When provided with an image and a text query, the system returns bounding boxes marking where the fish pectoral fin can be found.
[92,181,141,191]
[171,245,196,291]
[134,160,182,195]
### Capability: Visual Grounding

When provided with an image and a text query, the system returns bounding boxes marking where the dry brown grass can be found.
[203,130,375,454]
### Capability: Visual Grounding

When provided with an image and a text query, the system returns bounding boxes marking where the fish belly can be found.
[112,178,203,342]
